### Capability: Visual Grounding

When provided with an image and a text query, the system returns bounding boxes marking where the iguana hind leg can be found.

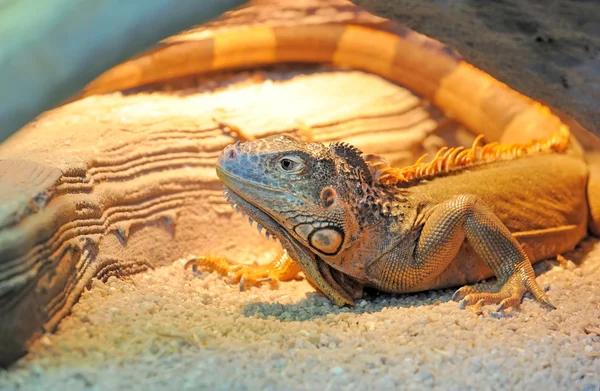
[184,250,303,291]
[414,194,555,312]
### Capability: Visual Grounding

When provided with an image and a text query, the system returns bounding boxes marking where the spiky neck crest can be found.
[363,127,570,188]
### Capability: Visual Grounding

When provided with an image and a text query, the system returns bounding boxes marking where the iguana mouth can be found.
[221,185,319,273]
[222,188,284,244]
[217,166,288,244]
[220,186,356,305]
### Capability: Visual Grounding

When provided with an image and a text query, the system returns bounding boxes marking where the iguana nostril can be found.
[227,148,237,160]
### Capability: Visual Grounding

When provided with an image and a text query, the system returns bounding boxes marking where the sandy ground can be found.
[1,1,600,390]
[1,240,599,391]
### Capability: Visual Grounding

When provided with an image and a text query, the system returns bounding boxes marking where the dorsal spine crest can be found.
[365,126,570,186]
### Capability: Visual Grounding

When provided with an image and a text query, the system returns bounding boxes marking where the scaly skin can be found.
[188,129,593,311]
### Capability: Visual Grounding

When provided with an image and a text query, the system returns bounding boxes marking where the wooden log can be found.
[0,0,587,365]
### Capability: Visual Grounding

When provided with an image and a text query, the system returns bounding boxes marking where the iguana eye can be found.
[278,156,304,173]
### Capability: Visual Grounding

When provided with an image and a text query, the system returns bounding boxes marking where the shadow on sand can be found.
[240,237,599,322]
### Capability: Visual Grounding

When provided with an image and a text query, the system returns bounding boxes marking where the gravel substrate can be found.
[1,238,599,391]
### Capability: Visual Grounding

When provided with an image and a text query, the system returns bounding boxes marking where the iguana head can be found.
[216,135,379,305]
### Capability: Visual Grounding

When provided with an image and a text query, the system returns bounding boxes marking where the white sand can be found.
[1,238,599,391]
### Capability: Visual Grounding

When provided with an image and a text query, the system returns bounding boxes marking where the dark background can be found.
[355,0,599,133]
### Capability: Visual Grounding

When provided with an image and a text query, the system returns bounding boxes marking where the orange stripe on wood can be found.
[82,39,215,96]
[434,62,568,143]
[212,26,277,69]
[273,25,344,63]
[502,103,570,145]
[332,25,396,79]
[389,32,459,100]
[331,25,458,102]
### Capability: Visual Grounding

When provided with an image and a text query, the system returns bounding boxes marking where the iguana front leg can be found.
[184,251,303,291]
[184,251,361,303]
[410,194,555,311]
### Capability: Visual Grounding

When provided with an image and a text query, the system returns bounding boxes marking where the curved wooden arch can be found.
[81,1,566,144]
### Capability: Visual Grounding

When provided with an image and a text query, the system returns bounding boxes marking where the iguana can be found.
[186,123,599,311]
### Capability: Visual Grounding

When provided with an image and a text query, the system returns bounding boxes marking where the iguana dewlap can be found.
[187,125,598,311]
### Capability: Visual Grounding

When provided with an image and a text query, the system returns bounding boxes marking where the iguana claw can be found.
[452,271,556,312]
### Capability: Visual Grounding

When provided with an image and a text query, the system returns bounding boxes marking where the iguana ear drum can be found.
[308,227,344,255]
[320,186,337,208]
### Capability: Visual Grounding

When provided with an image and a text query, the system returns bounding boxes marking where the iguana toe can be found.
[453,271,556,312]
[184,252,303,291]
[457,291,513,310]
